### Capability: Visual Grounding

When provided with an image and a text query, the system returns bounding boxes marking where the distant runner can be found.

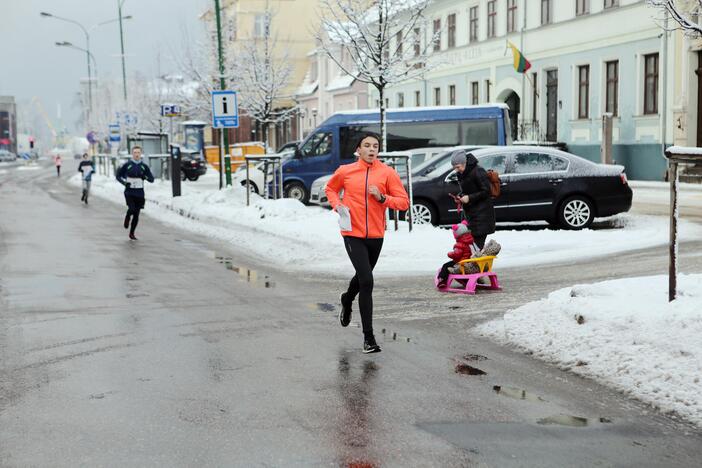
[78,153,94,204]
[54,154,62,177]
[116,146,154,240]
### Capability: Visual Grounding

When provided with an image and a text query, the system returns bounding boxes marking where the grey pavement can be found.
[1,161,701,467]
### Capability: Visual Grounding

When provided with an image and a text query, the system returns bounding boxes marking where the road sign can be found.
[161,104,181,117]
[109,124,121,142]
[211,90,239,128]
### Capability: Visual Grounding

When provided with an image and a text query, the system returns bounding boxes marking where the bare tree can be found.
[316,0,439,151]
[648,0,702,36]
[233,6,296,147]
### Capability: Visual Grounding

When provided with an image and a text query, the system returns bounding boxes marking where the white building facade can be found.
[377,0,677,180]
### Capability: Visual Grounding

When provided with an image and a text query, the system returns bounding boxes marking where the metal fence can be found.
[379,152,414,232]
[243,154,284,206]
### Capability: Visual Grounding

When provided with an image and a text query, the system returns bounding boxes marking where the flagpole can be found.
[520,11,526,141]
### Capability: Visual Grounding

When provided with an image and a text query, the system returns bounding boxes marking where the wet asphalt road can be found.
[1,162,702,467]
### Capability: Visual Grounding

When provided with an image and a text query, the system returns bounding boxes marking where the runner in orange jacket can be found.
[325,132,409,353]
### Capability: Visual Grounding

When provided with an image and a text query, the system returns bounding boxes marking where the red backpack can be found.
[486,170,501,198]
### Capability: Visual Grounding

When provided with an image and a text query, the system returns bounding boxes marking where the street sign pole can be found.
[214,0,232,187]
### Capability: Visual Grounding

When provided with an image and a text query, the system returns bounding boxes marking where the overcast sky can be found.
[0,0,208,135]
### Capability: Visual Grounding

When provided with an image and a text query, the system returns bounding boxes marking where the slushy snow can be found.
[476,274,702,426]
[70,171,702,276]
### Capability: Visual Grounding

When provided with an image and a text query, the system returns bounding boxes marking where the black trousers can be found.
[438,235,487,282]
[343,236,384,338]
[125,195,145,235]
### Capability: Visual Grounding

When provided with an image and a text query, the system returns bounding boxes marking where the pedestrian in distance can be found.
[325,132,410,354]
[78,153,94,204]
[449,150,496,249]
[116,146,154,240]
[54,154,62,177]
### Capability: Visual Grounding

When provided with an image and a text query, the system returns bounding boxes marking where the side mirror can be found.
[294,147,302,159]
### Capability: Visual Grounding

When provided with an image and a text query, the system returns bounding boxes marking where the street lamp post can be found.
[55,41,98,125]
[41,12,93,124]
[41,11,132,129]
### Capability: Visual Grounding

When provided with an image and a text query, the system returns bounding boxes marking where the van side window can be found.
[300,132,332,158]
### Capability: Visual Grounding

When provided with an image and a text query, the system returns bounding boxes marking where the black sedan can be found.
[410,146,632,230]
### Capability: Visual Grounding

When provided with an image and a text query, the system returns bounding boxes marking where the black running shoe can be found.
[363,336,381,354]
[339,292,352,327]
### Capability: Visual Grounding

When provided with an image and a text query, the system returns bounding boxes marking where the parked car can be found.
[0,150,17,162]
[411,146,632,230]
[235,150,295,195]
[180,150,207,181]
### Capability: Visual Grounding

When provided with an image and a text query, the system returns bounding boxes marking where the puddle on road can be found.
[455,363,487,376]
[315,302,335,312]
[463,354,488,361]
[537,414,589,427]
[493,385,547,402]
[216,255,275,288]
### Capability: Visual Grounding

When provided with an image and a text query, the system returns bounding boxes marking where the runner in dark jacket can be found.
[78,153,94,204]
[116,146,154,240]
[452,151,495,249]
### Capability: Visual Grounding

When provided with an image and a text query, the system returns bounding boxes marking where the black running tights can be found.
[127,208,140,234]
[343,236,384,339]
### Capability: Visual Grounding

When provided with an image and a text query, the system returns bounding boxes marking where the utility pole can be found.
[214,0,232,186]
[118,0,128,105]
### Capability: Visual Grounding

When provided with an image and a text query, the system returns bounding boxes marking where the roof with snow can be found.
[319,104,509,126]
[295,80,318,97]
[325,75,355,92]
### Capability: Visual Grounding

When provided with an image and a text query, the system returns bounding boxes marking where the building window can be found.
[605,60,618,116]
[578,65,590,119]
[415,90,421,106]
[448,13,456,48]
[644,53,659,115]
[449,85,456,105]
[532,72,538,122]
[469,7,479,42]
[604,0,619,9]
[487,1,497,38]
[471,81,479,105]
[434,87,441,106]
[576,0,589,15]
[254,14,267,38]
[433,19,441,52]
[507,0,517,33]
[396,31,403,56]
[541,0,552,25]
[485,80,491,102]
[398,92,405,108]
[413,27,421,57]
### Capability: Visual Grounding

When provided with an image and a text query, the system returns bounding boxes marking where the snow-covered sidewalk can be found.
[476,274,702,426]
[69,171,702,276]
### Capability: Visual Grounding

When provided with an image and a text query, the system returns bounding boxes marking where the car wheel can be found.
[284,181,309,204]
[411,200,437,226]
[187,175,199,181]
[558,196,594,230]
[241,180,259,194]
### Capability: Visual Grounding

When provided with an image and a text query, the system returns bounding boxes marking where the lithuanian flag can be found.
[507,41,531,74]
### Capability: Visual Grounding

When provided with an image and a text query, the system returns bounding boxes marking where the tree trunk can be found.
[378,85,387,152]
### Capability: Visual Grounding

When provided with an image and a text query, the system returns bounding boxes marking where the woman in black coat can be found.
[451,150,495,248]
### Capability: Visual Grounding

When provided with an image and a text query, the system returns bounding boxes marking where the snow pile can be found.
[476,274,702,426]
[70,171,702,276]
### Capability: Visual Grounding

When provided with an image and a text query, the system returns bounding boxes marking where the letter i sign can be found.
[211,90,239,128]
